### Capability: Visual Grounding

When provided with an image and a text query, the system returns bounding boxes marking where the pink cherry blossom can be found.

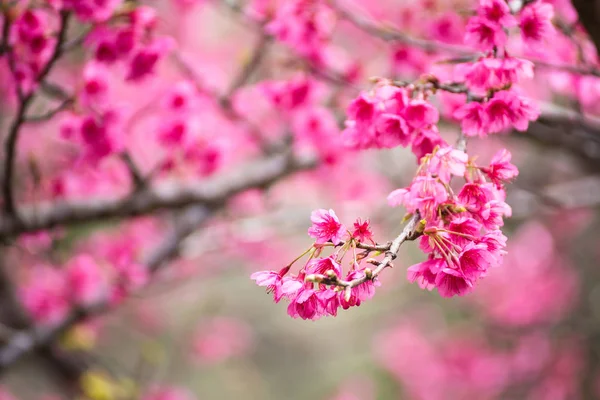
[483,148,519,186]
[454,102,489,137]
[478,0,516,27]
[307,209,346,245]
[287,287,320,320]
[519,1,555,46]
[65,254,106,305]
[403,100,439,130]
[306,256,342,277]
[20,266,69,325]
[435,267,473,297]
[407,258,444,290]
[465,16,506,50]
[351,218,374,243]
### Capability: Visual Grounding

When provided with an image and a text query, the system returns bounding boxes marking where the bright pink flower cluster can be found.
[465,0,554,49]
[252,0,545,316]
[8,9,56,94]
[19,254,106,325]
[265,0,336,61]
[56,5,173,164]
[389,147,517,297]
[251,210,378,320]
[342,84,444,159]
[87,5,174,80]
[154,81,225,176]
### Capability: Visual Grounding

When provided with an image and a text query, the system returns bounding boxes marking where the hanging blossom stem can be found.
[308,211,423,290]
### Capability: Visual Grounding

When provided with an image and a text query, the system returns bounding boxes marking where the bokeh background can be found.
[2,0,600,399]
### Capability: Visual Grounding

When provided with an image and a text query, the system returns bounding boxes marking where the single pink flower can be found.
[484,148,519,187]
[126,37,174,81]
[480,200,510,230]
[458,183,494,213]
[485,95,512,133]
[407,258,443,290]
[435,267,472,297]
[465,16,506,50]
[479,0,516,27]
[519,1,555,45]
[408,175,449,219]
[429,146,468,183]
[65,254,106,305]
[403,100,439,130]
[317,289,340,317]
[347,93,378,126]
[411,126,447,160]
[507,93,540,131]
[351,218,374,243]
[308,209,346,245]
[287,287,320,320]
[448,217,482,247]
[20,266,69,326]
[458,242,494,280]
[306,256,342,277]
[375,113,411,148]
[454,102,489,137]
[463,59,495,90]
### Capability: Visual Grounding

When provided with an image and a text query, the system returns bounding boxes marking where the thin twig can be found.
[331,0,600,78]
[316,212,422,289]
[2,11,71,216]
[120,152,146,191]
[24,98,74,123]
[223,33,272,98]
[0,152,317,238]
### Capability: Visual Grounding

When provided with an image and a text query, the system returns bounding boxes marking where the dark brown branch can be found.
[571,0,600,59]
[333,0,600,78]
[0,152,317,238]
[223,32,272,98]
[40,81,71,101]
[24,97,74,123]
[120,152,146,191]
[0,206,210,370]
[0,9,10,56]
[2,11,71,216]
[0,147,319,370]
[330,0,471,54]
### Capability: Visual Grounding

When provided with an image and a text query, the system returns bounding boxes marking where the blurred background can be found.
[2,0,600,399]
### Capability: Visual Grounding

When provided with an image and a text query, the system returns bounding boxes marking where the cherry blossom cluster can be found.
[265,0,336,62]
[57,4,173,163]
[252,209,383,320]
[7,8,57,95]
[252,0,548,315]
[20,240,149,327]
[390,146,515,297]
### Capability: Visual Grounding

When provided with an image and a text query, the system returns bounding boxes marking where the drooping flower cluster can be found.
[342,84,445,159]
[390,147,516,297]
[252,209,381,320]
[252,0,546,316]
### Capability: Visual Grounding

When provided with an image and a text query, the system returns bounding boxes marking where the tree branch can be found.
[2,11,71,216]
[0,152,317,238]
[314,212,422,291]
[571,0,600,59]
[332,0,600,77]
